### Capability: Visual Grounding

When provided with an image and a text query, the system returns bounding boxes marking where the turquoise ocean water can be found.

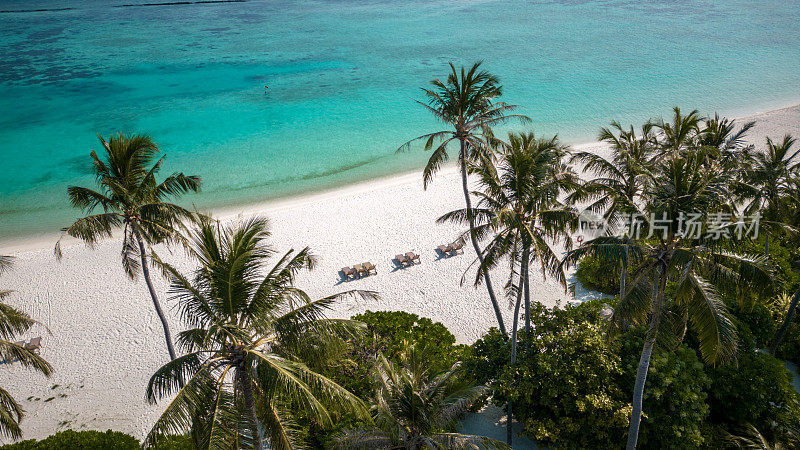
[1,0,799,242]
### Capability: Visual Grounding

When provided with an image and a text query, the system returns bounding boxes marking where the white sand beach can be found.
[1,103,799,442]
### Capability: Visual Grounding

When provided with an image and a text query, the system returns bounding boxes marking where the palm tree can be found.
[334,353,508,449]
[569,121,657,295]
[653,106,703,155]
[399,62,530,338]
[0,255,53,440]
[769,169,800,354]
[735,135,799,256]
[440,132,579,445]
[56,133,200,360]
[563,148,773,449]
[697,113,755,168]
[144,217,374,449]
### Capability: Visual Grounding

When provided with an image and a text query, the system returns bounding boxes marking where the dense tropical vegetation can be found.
[3,62,799,448]
[144,217,374,449]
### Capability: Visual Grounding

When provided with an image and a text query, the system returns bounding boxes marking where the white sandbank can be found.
[1,103,799,442]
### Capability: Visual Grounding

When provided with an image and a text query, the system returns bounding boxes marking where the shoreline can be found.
[7,100,800,254]
[0,101,798,441]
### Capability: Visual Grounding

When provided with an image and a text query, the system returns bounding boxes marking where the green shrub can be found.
[475,304,630,449]
[325,310,466,398]
[0,430,193,450]
[618,330,710,449]
[0,430,138,450]
[575,254,621,295]
[706,349,800,447]
[463,327,509,385]
[730,302,776,350]
[777,320,800,366]
[312,311,467,446]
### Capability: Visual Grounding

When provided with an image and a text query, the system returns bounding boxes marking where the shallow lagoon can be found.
[1,0,799,240]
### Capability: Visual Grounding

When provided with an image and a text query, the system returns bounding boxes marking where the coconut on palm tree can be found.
[399,62,530,338]
[563,148,773,449]
[0,255,53,440]
[144,217,374,449]
[334,351,508,450]
[440,131,579,445]
[56,133,200,360]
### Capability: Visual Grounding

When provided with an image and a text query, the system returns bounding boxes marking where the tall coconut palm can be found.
[563,148,773,449]
[653,107,703,155]
[440,132,579,445]
[144,217,374,449]
[399,62,530,338]
[334,353,508,450]
[735,135,800,257]
[569,121,657,295]
[0,255,53,440]
[697,113,755,168]
[56,133,200,360]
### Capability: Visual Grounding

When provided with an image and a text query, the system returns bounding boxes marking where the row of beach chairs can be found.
[341,262,376,279]
[437,238,465,256]
[341,238,465,280]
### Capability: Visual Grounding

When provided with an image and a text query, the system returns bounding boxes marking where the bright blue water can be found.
[2,0,800,241]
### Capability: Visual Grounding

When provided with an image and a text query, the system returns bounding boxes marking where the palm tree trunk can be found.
[133,226,178,361]
[459,140,507,338]
[626,267,667,450]
[522,246,531,333]
[620,245,628,297]
[507,267,525,446]
[770,287,800,355]
[239,368,265,450]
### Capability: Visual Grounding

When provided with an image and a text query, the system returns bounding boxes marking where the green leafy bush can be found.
[325,310,466,398]
[0,430,139,450]
[706,349,800,447]
[575,254,621,295]
[472,303,630,449]
[618,330,710,449]
[0,430,193,449]
[463,327,509,385]
[468,300,716,449]
[777,320,800,366]
[310,311,468,447]
[730,302,777,350]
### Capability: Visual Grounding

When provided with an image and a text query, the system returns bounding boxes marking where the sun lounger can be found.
[354,263,366,276]
[341,266,356,279]
[437,244,453,255]
[395,254,410,266]
[450,239,465,253]
[25,337,42,353]
[363,262,377,274]
[405,252,420,264]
